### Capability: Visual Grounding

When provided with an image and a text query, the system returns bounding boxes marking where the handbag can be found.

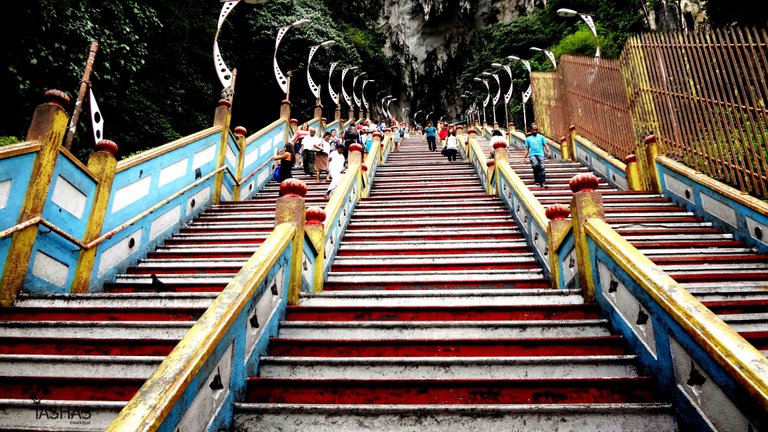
[272,166,281,182]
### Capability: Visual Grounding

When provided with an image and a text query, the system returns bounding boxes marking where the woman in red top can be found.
[438,123,449,147]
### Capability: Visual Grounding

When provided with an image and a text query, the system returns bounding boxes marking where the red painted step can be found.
[702,300,768,315]
[0,337,178,356]
[284,304,600,321]
[244,377,661,404]
[0,377,145,401]
[335,245,535,257]
[267,336,629,357]
[329,261,540,272]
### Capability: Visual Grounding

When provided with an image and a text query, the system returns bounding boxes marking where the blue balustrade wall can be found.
[0,150,38,270]
[657,161,768,254]
[25,154,98,292]
[240,121,287,200]
[587,234,768,432]
[93,129,224,290]
[322,174,360,279]
[156,244,292,432]
[572,137,629,190]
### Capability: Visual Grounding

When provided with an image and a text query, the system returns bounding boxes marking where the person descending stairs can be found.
[0,164,328,430]
[504,140,768,358]
[232,136,679,431]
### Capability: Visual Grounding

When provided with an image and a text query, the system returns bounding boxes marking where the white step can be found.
[14,292,219,308]
[233,403,677,432]
[277,320,610,339]
[0,321,192,339]
[0,354,162,379]
[299,289,584,307]
[258,356,640,380]
[325,272,545,284]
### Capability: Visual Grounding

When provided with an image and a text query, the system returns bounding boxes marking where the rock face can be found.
[374,0,708,117]
[645,0,709,31]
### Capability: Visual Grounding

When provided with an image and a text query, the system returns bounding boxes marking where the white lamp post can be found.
[507,55,533,132]
[491,62,513,127]
[362,79,375,119]
[481,71,501,125]
[557,8,600,61]
[307,40,336,117]
[387,98,397,121]
[341,66,357,119]
[530,47,558,69]
[352,72,366,119]
[273,18,311,99]
[213,0,271,97]
[473,77,490,125]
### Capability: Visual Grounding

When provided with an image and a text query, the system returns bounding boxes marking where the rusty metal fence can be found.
[532,28,768,198]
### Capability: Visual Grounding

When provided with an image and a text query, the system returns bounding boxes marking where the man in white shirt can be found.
[301,128,322,176]
[324,144,346,199]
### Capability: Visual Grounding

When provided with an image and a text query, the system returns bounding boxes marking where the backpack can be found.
[399,128,405,138]
[345,125,359,143]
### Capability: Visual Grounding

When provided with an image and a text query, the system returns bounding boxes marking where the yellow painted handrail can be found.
[105,223,296,432]
[243,118,287,147]
[495,161,548,232]
[0,141,40,159]
[585,217,768,410]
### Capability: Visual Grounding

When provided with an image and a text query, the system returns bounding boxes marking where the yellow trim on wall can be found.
[496,163,548,231]
[244,118,287,147]
[116,127,223,172]
[0,141,41,159]
[105,223,296,432]
[585,217,768,410]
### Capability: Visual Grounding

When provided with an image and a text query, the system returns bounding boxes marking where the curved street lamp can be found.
[362,79,375,118]
[530,47,558,70]
[386,98,397,121]
[307,40,335,99]
[274,18,311,99]
[352,72,366,118]
[328,62,340,108]
[491,62,513,127]
[557,8,600,61]
[481,71,501,125]
[473,77,490,125]
[341,66,357,119]
[214,0,271,96]
[507,56,533,131]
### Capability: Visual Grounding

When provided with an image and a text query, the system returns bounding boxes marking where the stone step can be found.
[258,355,640,380]
[232,402,677,432]
[276,320,611,339]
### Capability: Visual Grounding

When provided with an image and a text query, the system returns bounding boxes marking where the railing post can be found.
[644,134,662,193]
[506,122,515,145]
[275,179,307,305]
[212,99,233,205]
[466,129,477,162]
[348,108,355,124]
[373,131,383,164]
[280,99,291,120]
[569,173,605,303]
[305,206,326,293]
[289,118,299,135]
[232,126,247,200]
[334,107,341,123]
[545,204,571,289]
[0,90,70,306]
[71,139,118,293]
[568,124,577,161]
[560,135,571,160]
[314,103,323,120]
[348,143,364,198]
[624,153,643,191]
[485,160,496,195]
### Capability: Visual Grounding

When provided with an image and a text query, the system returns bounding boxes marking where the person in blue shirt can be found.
[524,125,552,188]
[424,121,437,152]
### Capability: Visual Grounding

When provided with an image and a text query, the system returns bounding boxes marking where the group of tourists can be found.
[273,118,410,200]
[423,121,460,162]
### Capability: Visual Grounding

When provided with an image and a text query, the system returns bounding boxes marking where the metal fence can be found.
[532,28,768,198]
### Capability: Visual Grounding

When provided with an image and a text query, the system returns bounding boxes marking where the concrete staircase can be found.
[232,138,679,431]
[506,144,768,356]
[0,169,327,431]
